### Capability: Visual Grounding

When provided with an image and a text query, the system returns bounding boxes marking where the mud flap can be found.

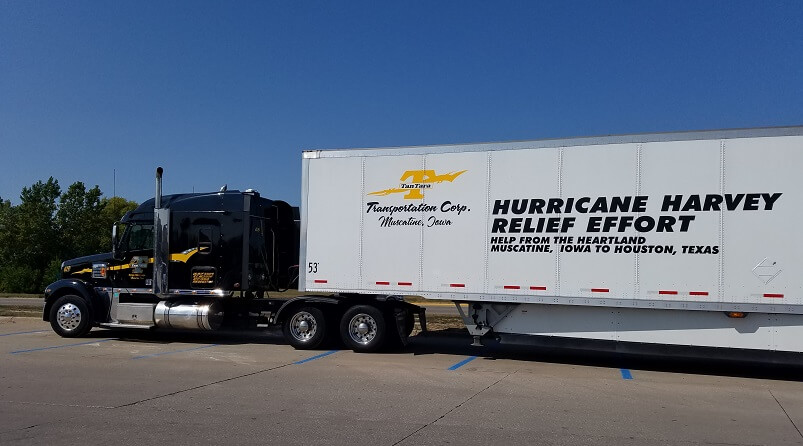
[393,306,413,347]
[392,303,425,347]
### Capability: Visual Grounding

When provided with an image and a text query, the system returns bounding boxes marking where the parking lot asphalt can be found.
[2,317,803,446]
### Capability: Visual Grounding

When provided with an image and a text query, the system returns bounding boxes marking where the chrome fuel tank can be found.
[154,300,223,330]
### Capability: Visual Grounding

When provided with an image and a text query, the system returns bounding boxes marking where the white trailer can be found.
[300,126,803,358]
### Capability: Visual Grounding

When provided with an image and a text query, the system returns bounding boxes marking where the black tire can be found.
[283,306,327,350]
[49,295,92,338]
[339,305,387,353]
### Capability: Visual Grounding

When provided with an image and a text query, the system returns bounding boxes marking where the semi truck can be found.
[44,169,423,352]
[44,126,803,360]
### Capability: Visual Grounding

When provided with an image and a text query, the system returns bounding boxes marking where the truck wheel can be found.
[49,295,92,338]
[340,305,386,353]
[283,306,327,350]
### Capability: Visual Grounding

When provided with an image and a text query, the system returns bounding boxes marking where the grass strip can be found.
[0,293,43,299]
[0,308,42,317]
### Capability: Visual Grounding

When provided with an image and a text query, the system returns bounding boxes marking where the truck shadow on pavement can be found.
[84,327,803,382]
[91,327,288,346]
[410,331,803,382]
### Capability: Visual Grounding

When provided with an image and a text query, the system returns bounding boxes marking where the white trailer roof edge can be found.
[302,125,803,159]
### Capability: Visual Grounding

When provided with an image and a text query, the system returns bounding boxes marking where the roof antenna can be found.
[219,184,227,192]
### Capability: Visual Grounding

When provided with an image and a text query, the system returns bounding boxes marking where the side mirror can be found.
[112,222,122,260]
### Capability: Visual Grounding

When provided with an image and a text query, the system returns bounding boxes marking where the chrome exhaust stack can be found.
[155,166,163,209]
[153,167,170,297]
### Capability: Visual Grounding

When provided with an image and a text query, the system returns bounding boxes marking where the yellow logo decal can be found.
[368,170,467,200]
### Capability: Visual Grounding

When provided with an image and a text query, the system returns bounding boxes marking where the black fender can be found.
[345,294,423,315]
[273,295,343,324]
[43,279,109,323]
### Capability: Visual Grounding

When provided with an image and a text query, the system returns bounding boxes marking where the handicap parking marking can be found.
[10,338,116,354]
[132,344,219,360]
[294,350,338,364]
[448,356,478,370]
[620,368,634,380]
[0,330,49,337]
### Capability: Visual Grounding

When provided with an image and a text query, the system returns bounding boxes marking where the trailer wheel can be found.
[49,295,92,338]
[340,305,386,353]
[283,306,327,350]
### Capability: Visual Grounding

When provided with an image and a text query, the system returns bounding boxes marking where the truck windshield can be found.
[122,223,154,252]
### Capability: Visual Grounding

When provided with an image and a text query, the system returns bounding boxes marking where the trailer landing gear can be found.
[455,302,517,347]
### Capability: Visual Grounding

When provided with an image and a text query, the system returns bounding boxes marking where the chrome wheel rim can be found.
[56,303,82,332]
[347,313,378,345]
[289,311,317,343]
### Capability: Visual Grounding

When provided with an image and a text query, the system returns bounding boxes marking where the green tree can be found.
[7,178,61,292]
[0,196,15,290]
[56,182,103,258]
[53,184,139,259]
[0,178,140,293]
[0,196,11,258]
[97,196,139,251]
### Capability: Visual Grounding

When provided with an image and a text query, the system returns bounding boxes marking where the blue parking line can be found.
[0,330,48,337]
[132,344,219,360]
[294,350,338,364]
[448,356,478,370]
[10,338,115,354]
[620,368,634,380]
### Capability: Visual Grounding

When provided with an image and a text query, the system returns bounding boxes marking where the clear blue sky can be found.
[1,1,801,205]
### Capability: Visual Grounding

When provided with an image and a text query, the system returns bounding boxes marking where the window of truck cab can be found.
[121,222,154,252]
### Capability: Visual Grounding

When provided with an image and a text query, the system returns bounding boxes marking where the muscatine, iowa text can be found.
[365,201,470,228]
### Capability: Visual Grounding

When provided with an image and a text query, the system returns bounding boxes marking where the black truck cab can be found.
[44,187,299,335]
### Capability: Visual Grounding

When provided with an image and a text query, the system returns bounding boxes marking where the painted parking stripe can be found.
[132,344,219,360]
[294,350,338,364]
[448,356,478,370]
[620,368,634,380]
[10,338,115,354]
[0,330,48,337]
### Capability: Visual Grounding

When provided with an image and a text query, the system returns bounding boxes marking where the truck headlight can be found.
[92,263,109,279]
